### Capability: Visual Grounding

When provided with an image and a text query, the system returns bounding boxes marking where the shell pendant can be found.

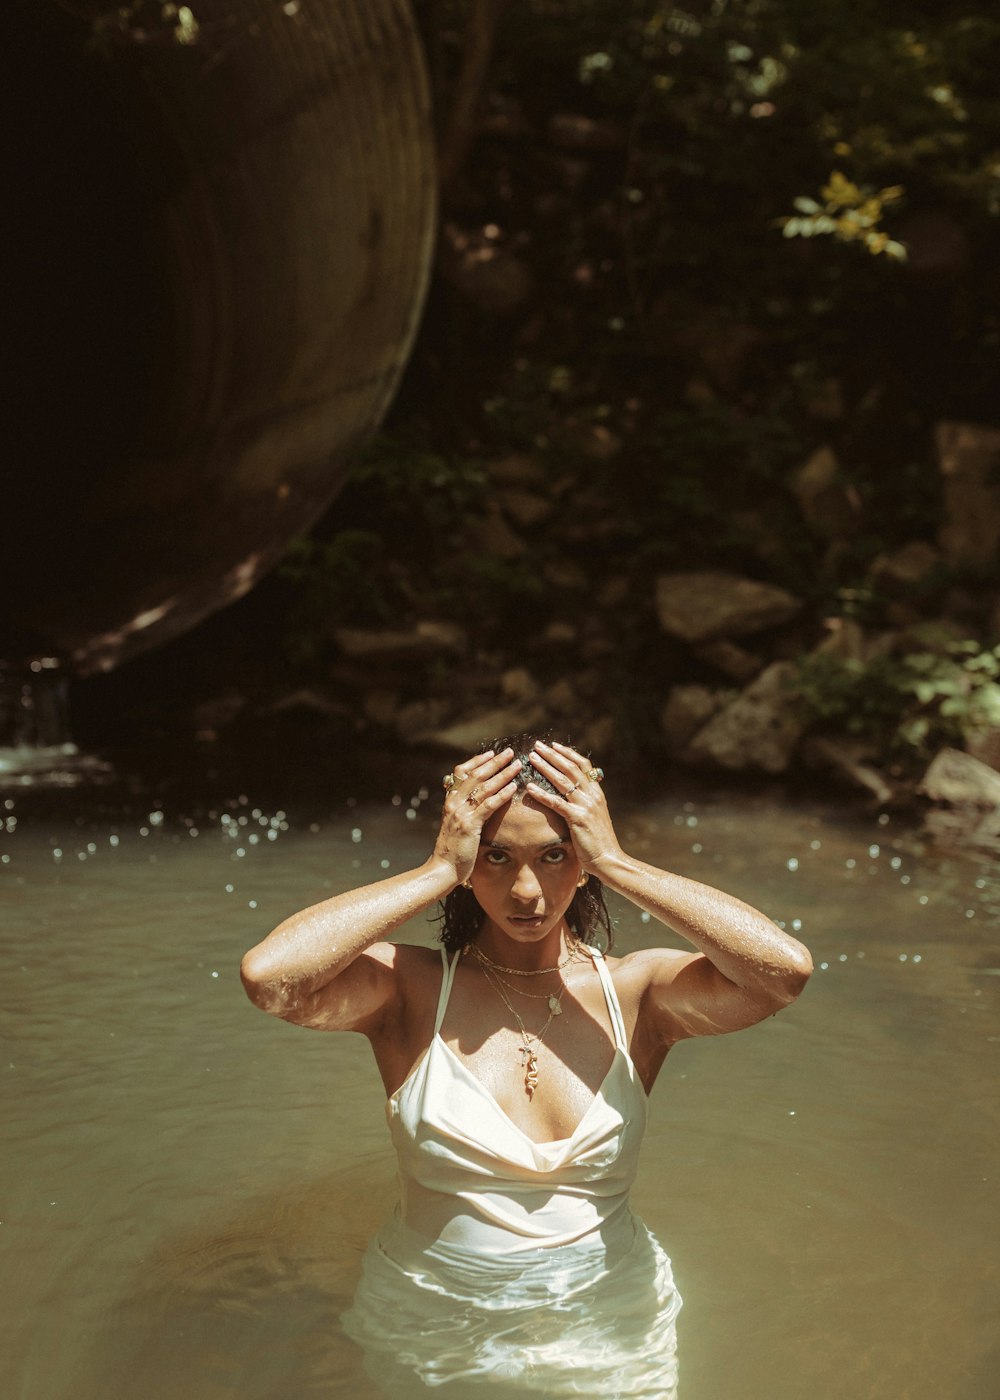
[548,995,562,1014]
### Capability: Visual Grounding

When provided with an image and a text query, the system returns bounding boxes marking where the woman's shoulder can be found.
[604,945,693,989]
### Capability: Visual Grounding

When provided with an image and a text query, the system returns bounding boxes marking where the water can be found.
[2,787,998,1399]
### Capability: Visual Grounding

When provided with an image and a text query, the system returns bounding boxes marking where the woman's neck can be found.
[473,921,575,972]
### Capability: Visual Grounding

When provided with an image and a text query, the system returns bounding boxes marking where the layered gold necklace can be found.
[467,942,578,1098]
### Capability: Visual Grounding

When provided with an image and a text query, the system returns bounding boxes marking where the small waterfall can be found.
[0,659,113,788]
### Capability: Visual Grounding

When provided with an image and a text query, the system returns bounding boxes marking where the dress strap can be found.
[433,947,461,1035]
[590,947,628,1053]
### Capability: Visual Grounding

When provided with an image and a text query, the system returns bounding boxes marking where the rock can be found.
[500,668,541,707]
[655,572,803,644]
[362,690,399,727]
[661,685,727,752]
[580,714,615,754]
[920,748,1000,808]
[812,617,868,663]
[192,692,246,736]
[267,688,344,720]
[544,679,578,716]
[692,639,763,683]
[485,454,544,487]
[788,446,862,538]
[429,706,547,754]
[548,113,625,150]
[801,736,894,805]
[466,503,527,560]
[869,541,944,598]
[499,488,554,529]
[334,621,467,661]
[804,377,845,422]
[597,577,629,608]
[395,698,452,745]
[965,728,1000,773]
[540,621,578,645]
[439,223,533,315]
[540,562,588,590]
[936,421,1000,571]
[686,663,807,773]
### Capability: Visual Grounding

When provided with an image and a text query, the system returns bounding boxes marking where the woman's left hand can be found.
[526,740,624,873]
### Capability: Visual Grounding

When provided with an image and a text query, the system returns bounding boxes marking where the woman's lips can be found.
[509,914,545,926]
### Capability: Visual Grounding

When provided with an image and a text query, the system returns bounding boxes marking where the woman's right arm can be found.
[239,856,459,1032]
[239,747,519,1033]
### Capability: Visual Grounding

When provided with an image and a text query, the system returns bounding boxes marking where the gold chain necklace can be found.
[477,963,567,1099]
[468,940,582,977]
[469,945,565,1013]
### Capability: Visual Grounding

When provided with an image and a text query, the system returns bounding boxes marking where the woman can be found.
[241,737,812,1398]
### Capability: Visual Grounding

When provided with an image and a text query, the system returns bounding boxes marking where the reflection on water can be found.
[1,787,998,1399]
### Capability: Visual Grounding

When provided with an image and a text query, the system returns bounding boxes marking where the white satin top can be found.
[386,946,648,1256]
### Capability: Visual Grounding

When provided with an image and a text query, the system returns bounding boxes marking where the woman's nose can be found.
[511,864,543,902]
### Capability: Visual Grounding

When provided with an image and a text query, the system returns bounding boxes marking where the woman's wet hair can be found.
[437,733,614,953]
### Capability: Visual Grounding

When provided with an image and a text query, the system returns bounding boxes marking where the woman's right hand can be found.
[432,748,521,886]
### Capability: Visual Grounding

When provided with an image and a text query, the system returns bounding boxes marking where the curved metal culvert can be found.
[5,0,436,676]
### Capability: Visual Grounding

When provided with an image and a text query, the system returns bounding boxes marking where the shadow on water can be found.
[58,1161,398,1400]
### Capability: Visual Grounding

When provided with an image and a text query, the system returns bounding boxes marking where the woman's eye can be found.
[544,849,567,864]
[484,851,508,865]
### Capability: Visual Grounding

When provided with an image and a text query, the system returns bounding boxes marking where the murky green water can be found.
[2,786,998,1399]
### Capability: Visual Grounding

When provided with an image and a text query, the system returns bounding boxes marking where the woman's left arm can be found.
[528,740,812,1039]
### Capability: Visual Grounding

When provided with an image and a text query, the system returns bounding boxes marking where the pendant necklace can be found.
[477,962,567,1099]
[469,943,567,1015]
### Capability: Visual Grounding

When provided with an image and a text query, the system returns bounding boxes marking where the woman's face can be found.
[470,795,581,944]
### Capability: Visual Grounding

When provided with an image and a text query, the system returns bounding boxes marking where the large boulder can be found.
[661,685,728,752]
[921,747,1000,853]
[655,572,803,644]
[936,421,1000,571]
[788,446,861,538]
[686,663,807,773]
[920,748,1000,808]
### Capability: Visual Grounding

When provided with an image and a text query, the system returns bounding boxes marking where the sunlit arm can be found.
[239,856,456,1028]
[592,850,813,1039]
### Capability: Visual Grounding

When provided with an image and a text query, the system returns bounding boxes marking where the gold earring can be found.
[577,873,589,888]
[462,879,472,890]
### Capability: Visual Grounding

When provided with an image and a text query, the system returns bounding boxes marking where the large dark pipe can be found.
[4,0,435,676]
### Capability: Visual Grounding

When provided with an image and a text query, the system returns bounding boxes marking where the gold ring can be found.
[466,785,482,805]
[587,767,604,783]
[443,772,457,791]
